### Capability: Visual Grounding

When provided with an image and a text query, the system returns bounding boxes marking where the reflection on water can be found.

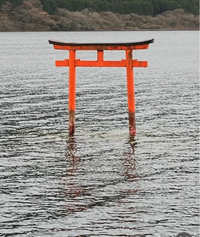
[64,136,86,214]
[123,137,137,181]
[63,136,138,217]
[0,31,199,236]
[65,136,80,176]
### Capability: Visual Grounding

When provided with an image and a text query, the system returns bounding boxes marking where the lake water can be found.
[0,31,199,237]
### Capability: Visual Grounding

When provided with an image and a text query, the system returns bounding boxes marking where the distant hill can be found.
[0,0,199,31]
[40,0,199,16]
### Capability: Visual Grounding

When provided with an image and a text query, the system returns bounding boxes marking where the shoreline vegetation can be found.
[0,0,199,31]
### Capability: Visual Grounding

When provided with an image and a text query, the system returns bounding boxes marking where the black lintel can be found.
[48,39,154,47]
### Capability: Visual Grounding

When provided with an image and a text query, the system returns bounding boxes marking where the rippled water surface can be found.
[0,31,199,237]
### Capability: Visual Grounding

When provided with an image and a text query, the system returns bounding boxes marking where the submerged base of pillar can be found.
[69,110,75,136]
[128,112,136,136]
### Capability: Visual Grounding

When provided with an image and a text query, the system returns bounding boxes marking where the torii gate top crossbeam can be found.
[49,39,154,50]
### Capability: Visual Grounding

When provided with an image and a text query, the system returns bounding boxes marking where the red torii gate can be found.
[49,39,154,136]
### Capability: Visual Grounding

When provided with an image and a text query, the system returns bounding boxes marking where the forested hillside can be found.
[0,0,199,31]
[42,0,199,16]
[0,0,199,15]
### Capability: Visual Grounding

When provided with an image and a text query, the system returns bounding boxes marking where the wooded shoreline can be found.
[0,0,199,32]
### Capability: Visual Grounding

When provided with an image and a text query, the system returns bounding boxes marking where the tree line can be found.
[1,0,199,16]
[39,0,200,16]
[0,0,23,7]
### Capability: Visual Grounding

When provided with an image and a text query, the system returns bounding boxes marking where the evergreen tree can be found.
[41,0,58,15]
[0,0,6,8]
[0,0,22,8]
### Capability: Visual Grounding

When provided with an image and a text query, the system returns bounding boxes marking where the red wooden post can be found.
[126,49,136,136]
[69,50,76,136]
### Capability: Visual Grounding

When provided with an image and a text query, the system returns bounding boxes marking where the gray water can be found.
[0,31,199,237]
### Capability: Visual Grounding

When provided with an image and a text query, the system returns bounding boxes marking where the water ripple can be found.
[0,31,199,237]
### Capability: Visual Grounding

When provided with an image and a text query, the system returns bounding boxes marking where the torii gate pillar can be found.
[49,39,154,136]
